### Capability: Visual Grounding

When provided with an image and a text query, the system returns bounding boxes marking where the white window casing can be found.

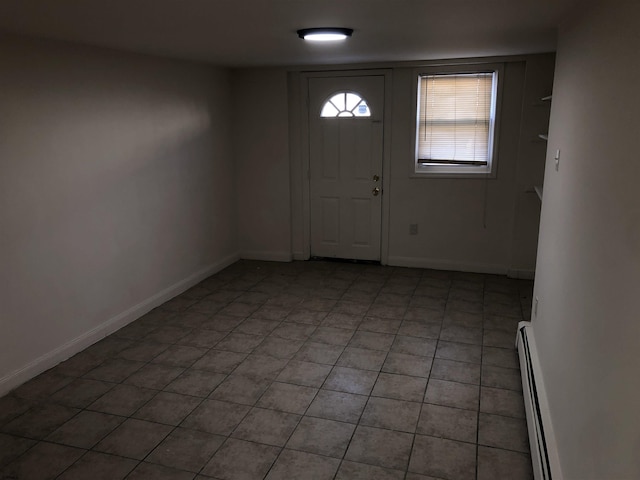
[412,64,504,178]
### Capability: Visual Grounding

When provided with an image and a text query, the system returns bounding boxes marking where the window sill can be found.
[411,166,496,179]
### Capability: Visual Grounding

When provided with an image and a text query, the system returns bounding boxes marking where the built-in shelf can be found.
[533,95,553,106]
[532,93,551,204]
[534,185,543,201]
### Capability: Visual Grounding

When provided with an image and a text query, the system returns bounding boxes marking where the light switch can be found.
[554,149,561,171]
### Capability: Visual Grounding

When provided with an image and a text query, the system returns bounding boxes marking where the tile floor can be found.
[0,260,533,480]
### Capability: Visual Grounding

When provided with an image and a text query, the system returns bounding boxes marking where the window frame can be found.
[410,63,504,178]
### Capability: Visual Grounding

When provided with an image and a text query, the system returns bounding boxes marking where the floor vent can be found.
[516,321,563,480]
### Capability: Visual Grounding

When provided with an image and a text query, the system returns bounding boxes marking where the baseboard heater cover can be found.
[516,321,563,480]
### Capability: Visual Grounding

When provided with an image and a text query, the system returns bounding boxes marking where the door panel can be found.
[352,198,372,246]
[309,75,384,261]
[320,197,340,245]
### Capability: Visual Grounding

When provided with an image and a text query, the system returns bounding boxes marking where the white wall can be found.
[232,69,292,261]
[533,1,640,478]
[289,56,554,275]
[0,35,238,394]
[387,61,526,274]
[387,56,554,276]
[509,54,555,274]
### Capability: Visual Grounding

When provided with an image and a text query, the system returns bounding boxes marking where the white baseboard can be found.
[516,321,563,480]
[387,256,508,275]
[240,250,293,262]
[0,252,239,397]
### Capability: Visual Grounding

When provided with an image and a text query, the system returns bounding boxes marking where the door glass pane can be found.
[321,92,371,117]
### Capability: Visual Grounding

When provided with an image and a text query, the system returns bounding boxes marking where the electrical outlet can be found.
[409,224,418,235]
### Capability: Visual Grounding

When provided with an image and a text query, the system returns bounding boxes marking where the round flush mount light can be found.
[297,27,354,42]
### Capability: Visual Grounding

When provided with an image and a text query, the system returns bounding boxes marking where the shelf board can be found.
[534,185,543,201]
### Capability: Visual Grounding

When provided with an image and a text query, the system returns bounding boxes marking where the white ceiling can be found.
[0,0,580,67]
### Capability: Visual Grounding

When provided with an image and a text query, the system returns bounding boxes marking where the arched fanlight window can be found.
[320,92,371,117]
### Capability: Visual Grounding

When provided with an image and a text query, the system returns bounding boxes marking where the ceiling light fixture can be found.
[297,28,354,42]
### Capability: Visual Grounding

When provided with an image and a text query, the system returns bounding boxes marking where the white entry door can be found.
[308,75,385,261]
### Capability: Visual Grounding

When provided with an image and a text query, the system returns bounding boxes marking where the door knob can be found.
[373,174,380,182]
[372,187,380,196]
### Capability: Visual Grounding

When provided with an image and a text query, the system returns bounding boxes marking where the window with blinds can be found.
[415,70,499,176]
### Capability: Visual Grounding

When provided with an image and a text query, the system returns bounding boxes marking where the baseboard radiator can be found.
[516,321,563,480]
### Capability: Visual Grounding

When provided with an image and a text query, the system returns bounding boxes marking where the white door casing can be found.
[308,75,385,261]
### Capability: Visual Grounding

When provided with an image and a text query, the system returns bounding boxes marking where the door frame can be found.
[296,69,393,264]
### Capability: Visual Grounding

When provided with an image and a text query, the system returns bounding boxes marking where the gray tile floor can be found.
[0,260,533,480]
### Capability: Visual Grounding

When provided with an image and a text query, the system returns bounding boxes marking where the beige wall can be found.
[533,1,640,478]
[0,36,238,394]
[232,69,291,261]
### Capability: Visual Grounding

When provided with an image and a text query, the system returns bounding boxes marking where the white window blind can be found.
[417,72,495,166]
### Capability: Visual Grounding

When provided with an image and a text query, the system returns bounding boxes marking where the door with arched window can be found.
[308,75,385,261]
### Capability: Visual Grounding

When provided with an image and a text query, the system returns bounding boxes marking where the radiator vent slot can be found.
[516,321,563,480]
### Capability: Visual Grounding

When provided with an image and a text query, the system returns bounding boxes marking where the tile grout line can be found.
[243,265,348,479]
[1,262,532,479]
[475,278,487,480]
